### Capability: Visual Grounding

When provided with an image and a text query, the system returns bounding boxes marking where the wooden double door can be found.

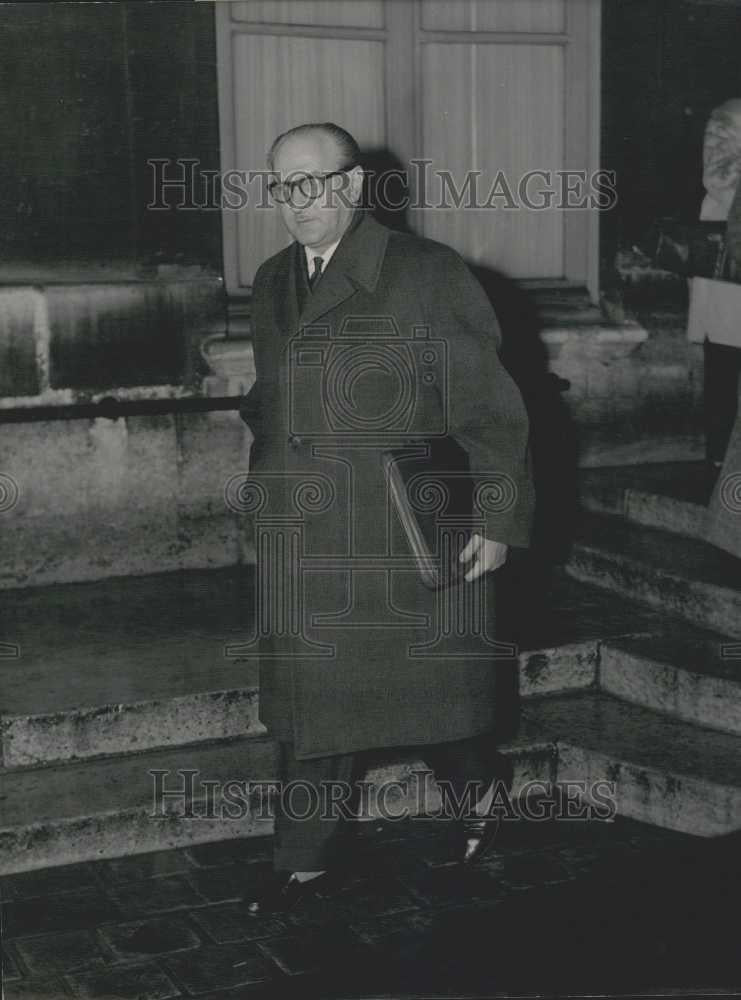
[216,0,601,298]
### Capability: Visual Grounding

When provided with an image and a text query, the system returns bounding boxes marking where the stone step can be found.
[0,640,262,770]
[3,564,739,769]
[1,564,606,770]
[515,691,741,837]
[3,691,739,873]
[0,567,262,769]
[578,461,713,541]
[0,737,278,875]
[600,633,741,737]
[0,733,557,876]
[567,511,741,639]
[537,576,741,736]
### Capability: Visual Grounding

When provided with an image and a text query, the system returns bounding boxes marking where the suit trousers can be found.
[272,733,511,872]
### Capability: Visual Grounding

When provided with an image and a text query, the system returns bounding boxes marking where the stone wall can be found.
[549,321,704,469]
[0,280,224,407]
[0,407,254,590]
[570,257,704,467]
[0,278,250,591]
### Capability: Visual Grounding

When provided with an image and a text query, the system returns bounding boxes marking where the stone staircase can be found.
[1,463,740,873]
[570,461,741,638]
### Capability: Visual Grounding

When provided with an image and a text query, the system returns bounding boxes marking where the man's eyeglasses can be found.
[267,167,357,206]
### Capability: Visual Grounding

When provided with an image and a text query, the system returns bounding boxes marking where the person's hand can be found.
[459,534,508,582]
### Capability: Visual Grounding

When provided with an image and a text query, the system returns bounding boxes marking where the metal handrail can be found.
[0,394,243,424]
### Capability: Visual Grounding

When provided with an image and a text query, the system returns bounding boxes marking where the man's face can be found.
[271,132,362,254]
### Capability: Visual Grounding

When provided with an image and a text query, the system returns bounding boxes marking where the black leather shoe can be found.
[461,814,501,865]
[245,871,332,917]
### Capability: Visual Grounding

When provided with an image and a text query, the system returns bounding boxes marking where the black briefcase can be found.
[383,438,481,591]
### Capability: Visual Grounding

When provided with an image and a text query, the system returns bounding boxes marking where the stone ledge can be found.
[3,690,740,873]
[518,691,741,836]
[601,635,741,737]
[578,462,711,541]
[0,413,252,589]
[0,279,225,404]
[542,321,648,347]
[568,511,741,639]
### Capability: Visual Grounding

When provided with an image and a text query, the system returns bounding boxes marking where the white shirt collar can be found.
[304,237,341,273]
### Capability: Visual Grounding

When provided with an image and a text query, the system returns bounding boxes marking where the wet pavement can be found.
[2,814,740,999]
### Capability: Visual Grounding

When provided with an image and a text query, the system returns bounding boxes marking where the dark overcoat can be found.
[241,213,534,760]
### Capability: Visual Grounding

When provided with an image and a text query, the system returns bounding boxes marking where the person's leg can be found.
[423,732,512,818]
[247,743,364,916]
[423,733,512,864]
[272,742,360,874]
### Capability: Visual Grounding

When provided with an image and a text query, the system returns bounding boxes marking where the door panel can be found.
[421,0,566,34]
[421,41,564,277]
[232,1,384,28]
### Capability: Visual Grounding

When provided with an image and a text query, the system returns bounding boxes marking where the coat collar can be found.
[275,212,390,333]
[322,210,389,294]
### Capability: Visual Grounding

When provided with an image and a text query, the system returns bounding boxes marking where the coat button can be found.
[288,434,302,450]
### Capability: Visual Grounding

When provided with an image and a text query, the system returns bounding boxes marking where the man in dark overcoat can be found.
[240,122,535,914]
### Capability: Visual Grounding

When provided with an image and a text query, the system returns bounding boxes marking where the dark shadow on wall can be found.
[361,147,414,234]
[470,265,579,566]
[360,146,580,724]
[469,264,578,741]
[447,265,582,741]
[470,265,579,723]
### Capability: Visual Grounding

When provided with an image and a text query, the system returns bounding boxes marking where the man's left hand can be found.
[459,534,508,582]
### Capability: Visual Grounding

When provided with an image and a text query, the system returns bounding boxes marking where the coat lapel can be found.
[298,213,390,328]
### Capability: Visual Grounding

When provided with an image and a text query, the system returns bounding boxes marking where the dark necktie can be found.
[309,255,323,289]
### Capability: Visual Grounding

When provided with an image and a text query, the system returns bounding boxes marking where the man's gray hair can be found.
[267,122,361,171]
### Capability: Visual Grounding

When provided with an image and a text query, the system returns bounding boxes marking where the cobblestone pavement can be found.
[2,816,740,999]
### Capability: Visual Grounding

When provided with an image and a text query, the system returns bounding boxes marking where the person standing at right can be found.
[687,99,741,558]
